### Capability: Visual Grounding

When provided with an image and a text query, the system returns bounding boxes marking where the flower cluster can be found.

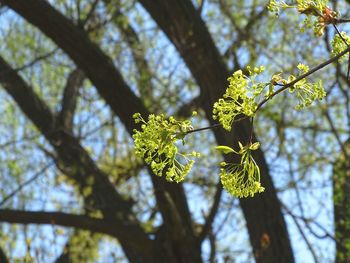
[216,142,265,198]
[296,0,327,15]
[271,64,326,110]
[132,113,200,182]
[267,0,290,16]
[268,0,337,36]
[292,64,326,109]
[331,31,350,61]
[213,66,269,131]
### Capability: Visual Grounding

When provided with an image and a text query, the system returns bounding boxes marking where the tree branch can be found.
[199,183,222,242]
[0,209,122,237]
[109,5,155,109]
[57,68,85,131]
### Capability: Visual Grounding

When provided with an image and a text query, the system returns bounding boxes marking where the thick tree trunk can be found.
[138,0,295,262]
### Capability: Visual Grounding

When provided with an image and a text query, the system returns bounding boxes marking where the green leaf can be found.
[215,145,236,154]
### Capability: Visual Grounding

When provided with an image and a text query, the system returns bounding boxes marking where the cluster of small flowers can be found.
[296,0,327,15]
[132,113,200,183]
[268,0,337,37]
[291,64,326,109]
[212,66,268,131]
[216,142,264,198]
[271,64,326,110]
[331,31,350,61]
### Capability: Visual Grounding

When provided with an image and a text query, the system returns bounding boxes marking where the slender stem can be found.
[249,117,254,144]
[184,115,249,135]
[185,123,221,134]
[332,24,348,46]
[335,18,350,24]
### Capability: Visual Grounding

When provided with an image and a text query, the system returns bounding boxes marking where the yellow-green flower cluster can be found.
[268,0,336,37]
[271,64,326,110]
[331,32,350,61]
[216,142,264,198]
[296,0,327,15]
[291,64,326,109]
[213,66,268,131]
[132,113,200,182]
[268,0,327,15]
[267,0,290,16]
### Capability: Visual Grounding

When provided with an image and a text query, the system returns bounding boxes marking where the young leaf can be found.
[215,145,236,154]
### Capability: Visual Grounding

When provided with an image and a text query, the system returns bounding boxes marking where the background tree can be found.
[0,0,349,262]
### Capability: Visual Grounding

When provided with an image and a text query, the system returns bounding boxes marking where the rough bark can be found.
[138,0,295,262]
[57,68,85,131]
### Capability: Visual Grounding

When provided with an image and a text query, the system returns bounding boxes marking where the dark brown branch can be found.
[335,18,350,24]
[109,6,155,109]
[199,183,222,242]
[208,229,216,263]
[57,69,85,131]
[0,209,121,237]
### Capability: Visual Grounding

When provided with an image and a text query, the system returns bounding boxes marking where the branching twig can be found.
[199,183,223,242]
[184,45,350,137]
[256,45,350,111]
[0,162,53,207]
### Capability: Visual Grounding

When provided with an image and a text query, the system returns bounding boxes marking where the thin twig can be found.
[335,18,350,24]
[0,162,53,207]
[256,45,350,111]
[199,183,223,242]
